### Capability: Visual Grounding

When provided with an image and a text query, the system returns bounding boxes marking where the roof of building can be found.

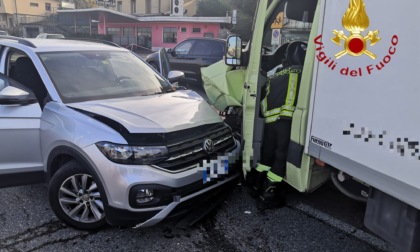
[57,8,231,24]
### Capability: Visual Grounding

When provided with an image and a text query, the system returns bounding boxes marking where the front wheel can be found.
[48,160,107,230]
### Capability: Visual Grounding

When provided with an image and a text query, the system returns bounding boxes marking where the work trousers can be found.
[260,119,292,177]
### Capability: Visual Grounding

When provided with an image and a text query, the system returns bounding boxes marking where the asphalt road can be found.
[0,181,395,252]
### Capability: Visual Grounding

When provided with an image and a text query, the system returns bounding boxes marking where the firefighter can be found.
[248,41,307,210]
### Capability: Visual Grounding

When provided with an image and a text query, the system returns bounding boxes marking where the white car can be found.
[0,37,240,230]
[36,33,65,39]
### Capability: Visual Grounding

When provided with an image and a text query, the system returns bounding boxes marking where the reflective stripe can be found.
[256,163,271,172]
[261,68,300,123]
[265,115,280,123]
[260,81,270,116]
[264,107,281,117]
[264,107,295,122]
[281,105,295,111]
[279,110,293,117]
[285,73,298,111]
[267,171,283,182]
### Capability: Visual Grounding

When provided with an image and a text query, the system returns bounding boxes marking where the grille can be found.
[155,124,236,172]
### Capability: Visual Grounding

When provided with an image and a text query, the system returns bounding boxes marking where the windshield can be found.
[39,50,172,103]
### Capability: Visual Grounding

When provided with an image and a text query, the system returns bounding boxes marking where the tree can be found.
[196,0,258,41]
[229,0,258,41]
[196,0,231,17]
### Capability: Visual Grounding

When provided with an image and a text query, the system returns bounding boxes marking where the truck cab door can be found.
[244,0,329,192]
[0,74,44,188]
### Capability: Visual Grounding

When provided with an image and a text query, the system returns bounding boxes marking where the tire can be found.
[48,160,107,230]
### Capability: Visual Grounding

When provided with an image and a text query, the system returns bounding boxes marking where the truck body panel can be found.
[307,0,420,209]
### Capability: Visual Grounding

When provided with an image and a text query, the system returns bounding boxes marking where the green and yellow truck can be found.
[202,0,420,250]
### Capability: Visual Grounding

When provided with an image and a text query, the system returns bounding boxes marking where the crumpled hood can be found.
[201,60,246,111]
[68,90,222,133]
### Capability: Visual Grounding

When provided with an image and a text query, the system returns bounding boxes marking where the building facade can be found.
[99,14,227,50]
[0,0,66,30]
[113,0,196,17]
[58,0,230,50]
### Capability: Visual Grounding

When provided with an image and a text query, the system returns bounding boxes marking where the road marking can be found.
[288,202,394,251]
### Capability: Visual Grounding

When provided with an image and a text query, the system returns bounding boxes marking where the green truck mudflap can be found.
[201,60,245,112]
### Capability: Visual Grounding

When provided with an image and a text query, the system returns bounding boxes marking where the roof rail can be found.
[0,35,36,48]
[65,38,121,48]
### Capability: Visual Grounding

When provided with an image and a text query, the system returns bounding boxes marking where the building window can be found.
[163,27,177,44]
[145,0,151,14]
[192,28,201,33]
[123,27,134,36]
[117,1,122,12]
[107,27,121,35]
[180,27,187,32]
[45,3,51,11]
[131,0,136,14]
[30,3,39,7]
[137,27,152,49]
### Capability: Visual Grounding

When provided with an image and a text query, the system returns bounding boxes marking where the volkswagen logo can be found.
[203,139,215,154]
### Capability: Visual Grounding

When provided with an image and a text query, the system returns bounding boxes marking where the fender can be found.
[46,146,109,200]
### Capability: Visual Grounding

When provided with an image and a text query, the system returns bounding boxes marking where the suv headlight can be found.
[96,142,169,165]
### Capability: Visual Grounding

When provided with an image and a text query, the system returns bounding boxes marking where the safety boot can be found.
[257,179,287,210]
[245,169,267,198]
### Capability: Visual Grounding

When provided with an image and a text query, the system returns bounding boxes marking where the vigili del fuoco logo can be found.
[314,0,398,77]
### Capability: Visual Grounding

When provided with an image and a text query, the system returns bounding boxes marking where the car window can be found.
[189,40,212,56]
[39,51,172,103]
[211,42,225,58]
[6,51,26,78]
[0,72,35,96]
[174,40,194,55]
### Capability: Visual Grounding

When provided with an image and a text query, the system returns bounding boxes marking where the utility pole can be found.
[14,0,20,36]
[159,0,161,14]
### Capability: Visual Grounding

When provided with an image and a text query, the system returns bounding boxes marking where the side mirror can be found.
[166,48,173,54]
[167,70,185,84]
[0,86,37,105]
[225,35,242,66]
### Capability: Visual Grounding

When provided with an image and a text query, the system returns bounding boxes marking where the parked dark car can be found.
[146,37,226,88]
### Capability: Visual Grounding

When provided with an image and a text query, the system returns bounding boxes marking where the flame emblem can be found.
[331,0,380,59]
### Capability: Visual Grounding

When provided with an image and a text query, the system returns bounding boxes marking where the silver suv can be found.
[0,38,240,230]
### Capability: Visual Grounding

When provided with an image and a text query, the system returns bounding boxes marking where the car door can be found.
[169,39,196,79]
[0,73,44,188]
[184,40,214,84]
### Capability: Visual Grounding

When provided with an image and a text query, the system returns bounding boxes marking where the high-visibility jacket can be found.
[261,66,302,123]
